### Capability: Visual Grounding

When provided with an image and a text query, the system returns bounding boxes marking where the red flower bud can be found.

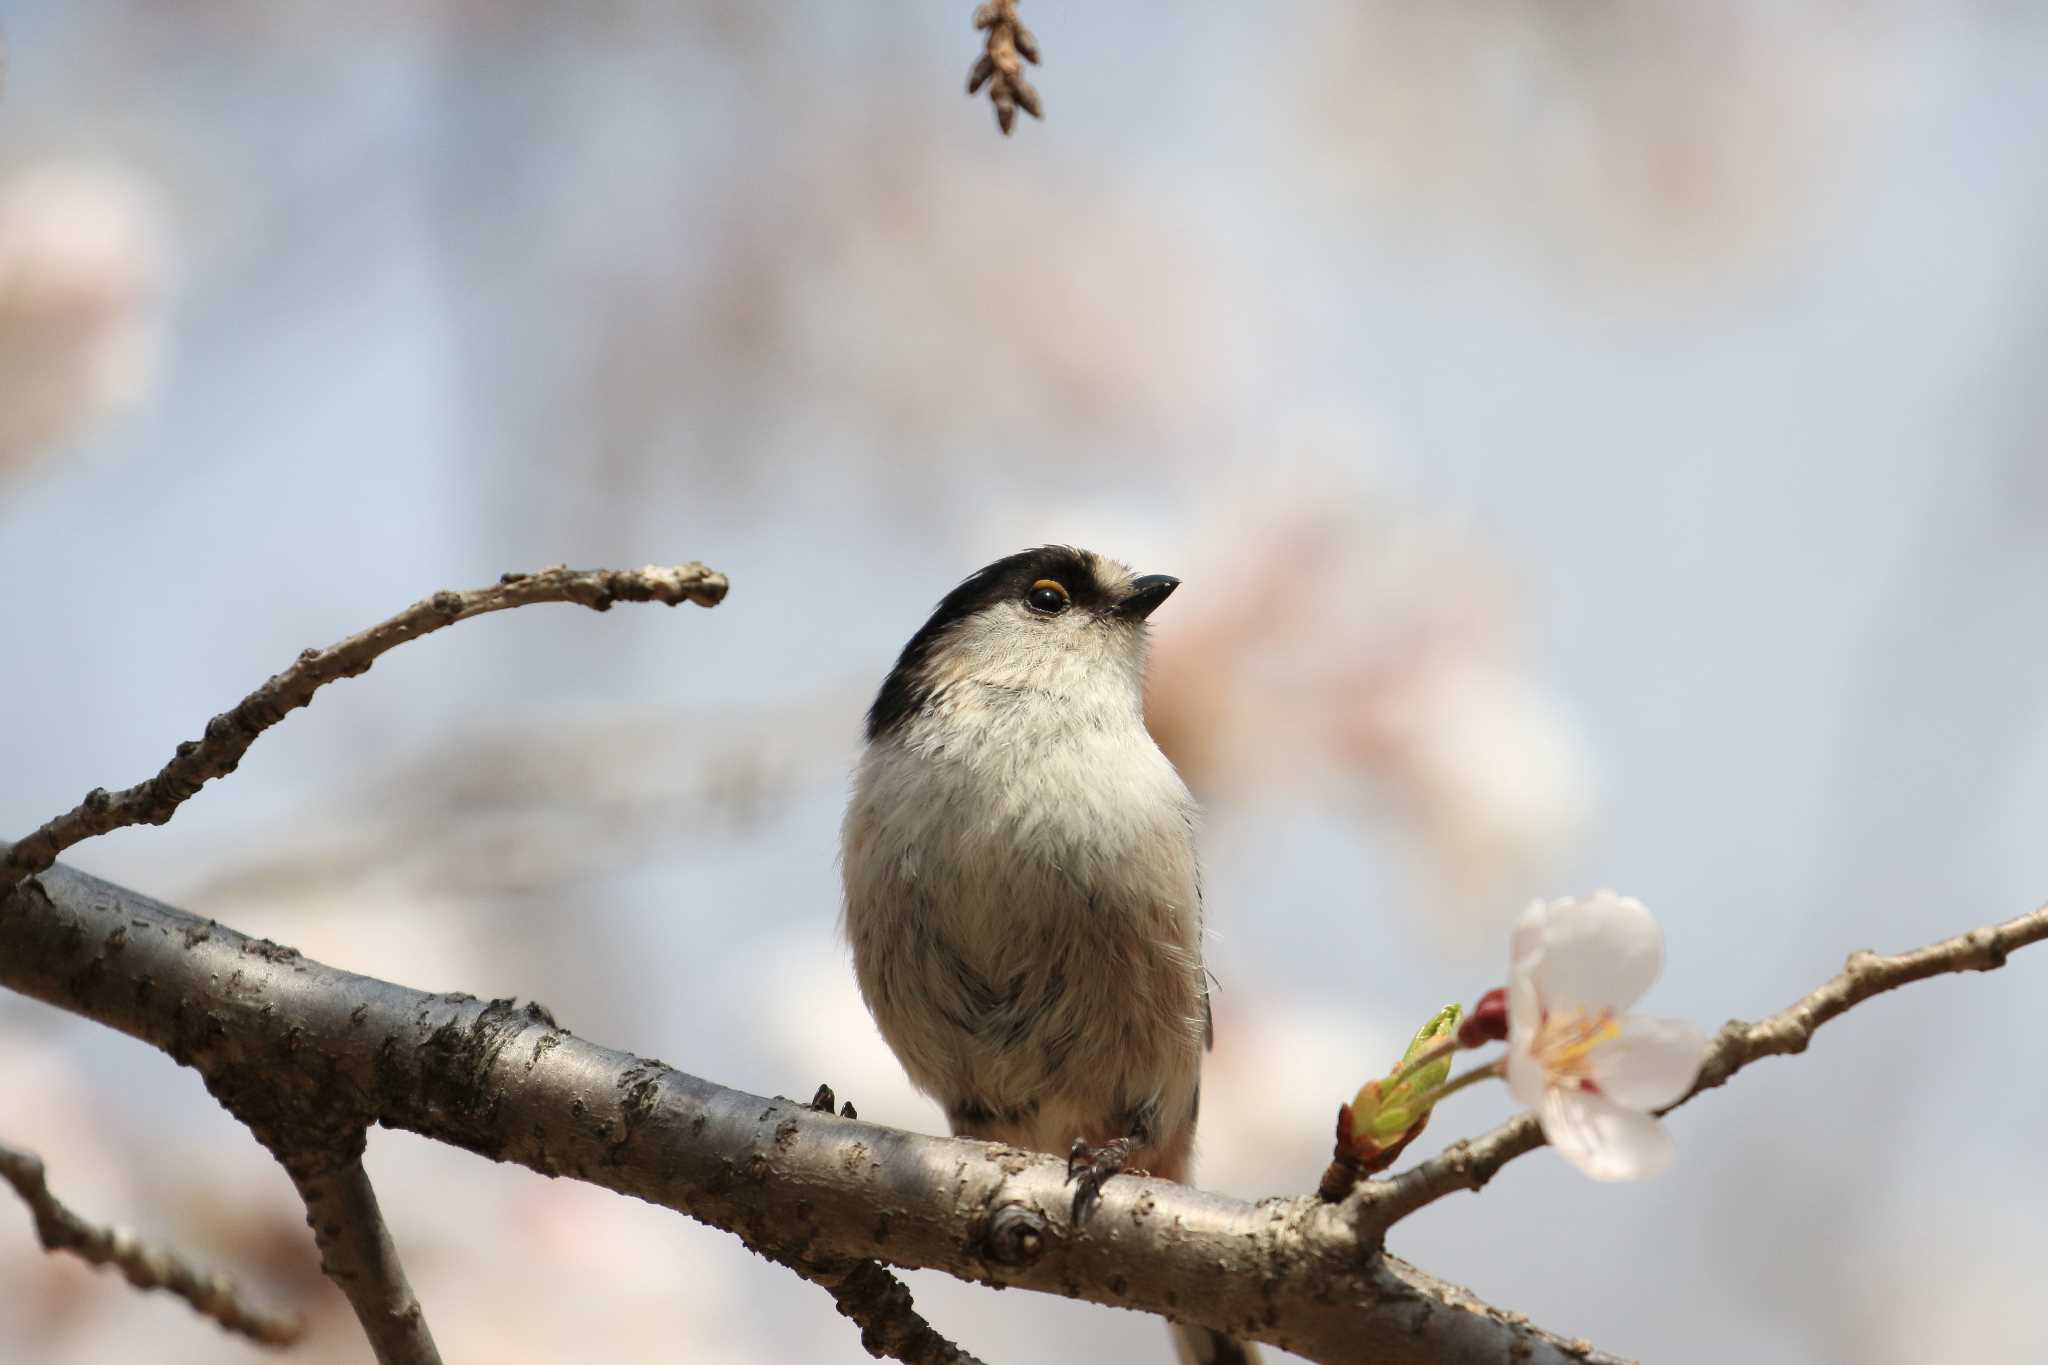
[1457,987,1510,1048]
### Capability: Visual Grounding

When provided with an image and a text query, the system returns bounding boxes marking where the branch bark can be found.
[291,1158,442,1365]
[0,1140,303,1347]
[0,856,1616,1365]
[783,1256,989,1365]
[1353,903,2048,1233]
[0,562,728,889]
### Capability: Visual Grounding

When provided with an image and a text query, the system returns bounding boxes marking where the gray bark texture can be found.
[0,854,1617,1365]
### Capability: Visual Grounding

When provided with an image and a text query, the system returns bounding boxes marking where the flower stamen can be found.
[1532,1007,1619,1080]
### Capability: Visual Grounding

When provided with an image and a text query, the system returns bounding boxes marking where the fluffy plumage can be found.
[843,546,1257,1364]
[843,547,1210,1173]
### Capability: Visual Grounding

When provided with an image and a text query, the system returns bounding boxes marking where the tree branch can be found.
[783,1255,989,1365]
[0,856,1615,1365]
[1354,903,2048,1233]
[0,562,729,889]
[0,1139,302,1347]
[290,1156,442,1365]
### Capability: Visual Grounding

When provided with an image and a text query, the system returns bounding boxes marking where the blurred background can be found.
[3,2,2046,1362]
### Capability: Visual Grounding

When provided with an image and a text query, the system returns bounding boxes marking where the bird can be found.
[842,545,1258,1365]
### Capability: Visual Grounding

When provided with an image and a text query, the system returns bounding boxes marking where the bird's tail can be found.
[1173,1322,1264,1365]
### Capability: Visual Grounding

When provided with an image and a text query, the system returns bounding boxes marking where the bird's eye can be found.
[1026,579,1070,614]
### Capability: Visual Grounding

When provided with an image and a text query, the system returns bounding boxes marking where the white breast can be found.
[841,677,1207,1152]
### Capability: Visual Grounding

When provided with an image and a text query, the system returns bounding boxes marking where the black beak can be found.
[1117,574,1180,621]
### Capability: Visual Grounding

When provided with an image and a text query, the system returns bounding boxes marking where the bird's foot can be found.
[1066,1136,1145,1223]
[808,1083,857,1119]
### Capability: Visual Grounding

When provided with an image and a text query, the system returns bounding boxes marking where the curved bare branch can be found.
[1355,903,2048,1233]
[0,562,728,888]
[0,1140,302,1347]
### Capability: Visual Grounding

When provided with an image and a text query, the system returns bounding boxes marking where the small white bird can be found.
[842,546,1256,1365]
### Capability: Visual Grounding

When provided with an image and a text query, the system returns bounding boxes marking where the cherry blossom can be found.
[1506,891,1707,1181]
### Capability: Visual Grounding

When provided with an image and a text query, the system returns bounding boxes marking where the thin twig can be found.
[0,1141,302,1347]
[291,1157,442,1365]
[1356,903,2048,1233]
[786,1257,990,1365]
[966,0,1042,135]
[0,562,728,887]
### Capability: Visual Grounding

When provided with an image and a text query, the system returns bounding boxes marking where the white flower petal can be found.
[1509,898,1551,978]
[1506,1041,1550,1108]
[1528,890,1663,1011]
[1506,971,1543,1040]
[1538,1086,1675,1182]
[1590,1015,1709,1110]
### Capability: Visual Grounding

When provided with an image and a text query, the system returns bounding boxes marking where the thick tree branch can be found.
[0,857,1614,1365]
[290,1157,442,1365]
[0,1139,302,1347]
[0,562,728,889]
[1354,904,2048,1233]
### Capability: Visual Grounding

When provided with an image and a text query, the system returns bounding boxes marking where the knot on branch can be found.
[981,1202,1048,1268]
[1968,926,2010,969]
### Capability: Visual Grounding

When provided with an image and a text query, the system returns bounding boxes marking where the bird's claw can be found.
[1066,1137,1142,1223]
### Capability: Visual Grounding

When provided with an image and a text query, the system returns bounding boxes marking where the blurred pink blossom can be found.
[0,164,167,473]
[1134,479,1595,919]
